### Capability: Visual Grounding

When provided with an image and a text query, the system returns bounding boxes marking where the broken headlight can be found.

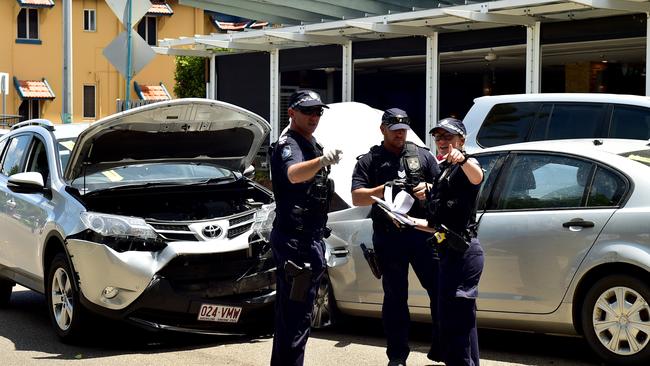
[75,212,167,252]
[251,203,275,242]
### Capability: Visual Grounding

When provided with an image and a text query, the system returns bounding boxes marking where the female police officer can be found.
[410,117,484,366]
[269,90,343,366]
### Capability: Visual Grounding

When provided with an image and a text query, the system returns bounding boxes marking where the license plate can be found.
[197,304,242,323]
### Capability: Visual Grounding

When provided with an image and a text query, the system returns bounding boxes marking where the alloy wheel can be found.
[51,267,74,331]
[311,275,333,328]
[591,285,650,356]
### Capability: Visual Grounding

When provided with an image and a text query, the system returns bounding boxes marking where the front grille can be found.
[150,223,191,231]
[149,222,198,241]
[228,223,253,239]
[158,250,253,284]
[230,212,255,226]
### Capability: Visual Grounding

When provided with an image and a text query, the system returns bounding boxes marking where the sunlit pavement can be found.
[0,286,598,365]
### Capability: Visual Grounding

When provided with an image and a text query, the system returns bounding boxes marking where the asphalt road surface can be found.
[0,286,602,365]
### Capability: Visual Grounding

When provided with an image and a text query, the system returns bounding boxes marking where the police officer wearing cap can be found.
[412,117,485,366]
[269,90,342,366]
[351,108,441,366]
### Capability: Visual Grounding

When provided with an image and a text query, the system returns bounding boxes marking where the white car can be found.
[316,104,650,365]
[0,99,276,341]
[462,93,650,153]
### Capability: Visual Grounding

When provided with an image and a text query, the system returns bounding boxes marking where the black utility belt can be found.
[277,223,331,240]
[429,225,473,253]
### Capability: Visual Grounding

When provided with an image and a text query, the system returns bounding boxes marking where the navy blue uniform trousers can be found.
[438,238,484,366]
[270,228,326,366]
[372,228,439,362]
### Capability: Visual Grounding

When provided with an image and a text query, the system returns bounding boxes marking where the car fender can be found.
[567,241,650,303]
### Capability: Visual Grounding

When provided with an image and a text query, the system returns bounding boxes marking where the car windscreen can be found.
[69,163,236,193]
[620,149,650,167]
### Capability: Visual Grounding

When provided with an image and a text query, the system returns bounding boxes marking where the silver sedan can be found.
[317,138,650,366]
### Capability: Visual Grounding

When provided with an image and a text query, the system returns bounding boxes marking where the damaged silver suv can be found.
[0,99,276,341]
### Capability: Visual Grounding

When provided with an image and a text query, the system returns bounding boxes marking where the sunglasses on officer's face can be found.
[433,133,457,141]
[296,107,324,117]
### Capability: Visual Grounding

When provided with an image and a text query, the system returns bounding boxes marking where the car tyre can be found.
[46,253,86,343]
[311,272,338,329]
[0,278,14,308]
[581,274,650,365]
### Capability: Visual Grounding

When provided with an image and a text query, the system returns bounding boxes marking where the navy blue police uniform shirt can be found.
[270,129,326,231]
[352,143,440,229]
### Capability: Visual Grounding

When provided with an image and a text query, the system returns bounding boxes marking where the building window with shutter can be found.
[137,16,157,46]
[83,85,96,118]
[84,9,96,32]
[17,8,39,42]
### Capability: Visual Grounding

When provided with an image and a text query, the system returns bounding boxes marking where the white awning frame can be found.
[157,0,650,147]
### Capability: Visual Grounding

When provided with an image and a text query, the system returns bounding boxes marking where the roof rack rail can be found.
[10,119,55,131]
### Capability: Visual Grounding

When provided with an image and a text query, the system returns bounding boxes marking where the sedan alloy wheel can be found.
[582,274,650,365]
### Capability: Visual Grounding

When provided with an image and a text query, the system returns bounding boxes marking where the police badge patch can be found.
[281,145,292,160]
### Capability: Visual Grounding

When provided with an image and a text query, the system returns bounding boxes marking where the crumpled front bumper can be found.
[66,238,276,334]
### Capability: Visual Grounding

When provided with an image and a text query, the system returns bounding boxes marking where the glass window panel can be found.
[83,85,96,118]
[1,135,32,176]
[587,167,626,207]
[546,104,606,140]
[28,9,38,39]
[498,154,592,210]
[17,9,27,38]
[476,102,540,147]
[610,105,650,140]
[147,17,157,45]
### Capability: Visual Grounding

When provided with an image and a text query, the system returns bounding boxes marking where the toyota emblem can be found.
[202,225,222,239]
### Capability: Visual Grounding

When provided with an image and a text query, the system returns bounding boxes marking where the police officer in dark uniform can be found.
[412,117,485,366]
[269,90,343,366]
[351,108,441,366]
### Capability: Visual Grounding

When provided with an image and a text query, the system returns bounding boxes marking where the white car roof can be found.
[53,122,91,140]
[479,138,650,156]
[472,93,650,107]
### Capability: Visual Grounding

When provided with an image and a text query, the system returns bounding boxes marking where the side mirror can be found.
[8,172,45,193]
[244,165,255,179]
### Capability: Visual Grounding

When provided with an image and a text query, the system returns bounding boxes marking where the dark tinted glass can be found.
[587,167,626,207]
[83,85,95,118]
[535,103,606,141]
[28,9,38,39]
[474,153,505,210]
[610,105,650,140]
[476,102,540,147]
[147,17,156,46]
[17,9,27,38]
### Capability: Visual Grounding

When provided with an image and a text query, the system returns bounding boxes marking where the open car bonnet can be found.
[291,102,427,207]
[64,98,270,181]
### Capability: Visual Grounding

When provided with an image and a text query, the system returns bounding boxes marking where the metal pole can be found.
[125,0,133,110]
[62,0,72,123]
[525,21,541,94]
[210,54,216,99]
[342,40,353,102]
[646,13,650,96]
[269,49,280,143]
[1,74,6,117]
[425,33,439,150]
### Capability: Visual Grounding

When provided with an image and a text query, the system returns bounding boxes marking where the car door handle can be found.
[6,199,16,209]
[562,218,594,228]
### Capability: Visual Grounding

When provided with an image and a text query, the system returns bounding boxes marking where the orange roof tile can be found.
[135,82,171,101]
[147,1,173,16]
[15,79,55,99]
[18,0,55,7]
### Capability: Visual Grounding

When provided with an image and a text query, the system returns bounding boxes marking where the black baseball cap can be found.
[288,89,329,109]
[381,108,411,131]
[430,117,466,137]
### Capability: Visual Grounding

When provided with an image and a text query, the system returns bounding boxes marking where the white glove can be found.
[320,148,343,167]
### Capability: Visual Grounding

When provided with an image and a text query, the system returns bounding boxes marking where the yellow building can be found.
[0,0,211,124]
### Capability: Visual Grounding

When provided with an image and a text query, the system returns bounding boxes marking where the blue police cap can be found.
[430,117,466,138]
[381,108,411,131]
[288,90,329,109]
